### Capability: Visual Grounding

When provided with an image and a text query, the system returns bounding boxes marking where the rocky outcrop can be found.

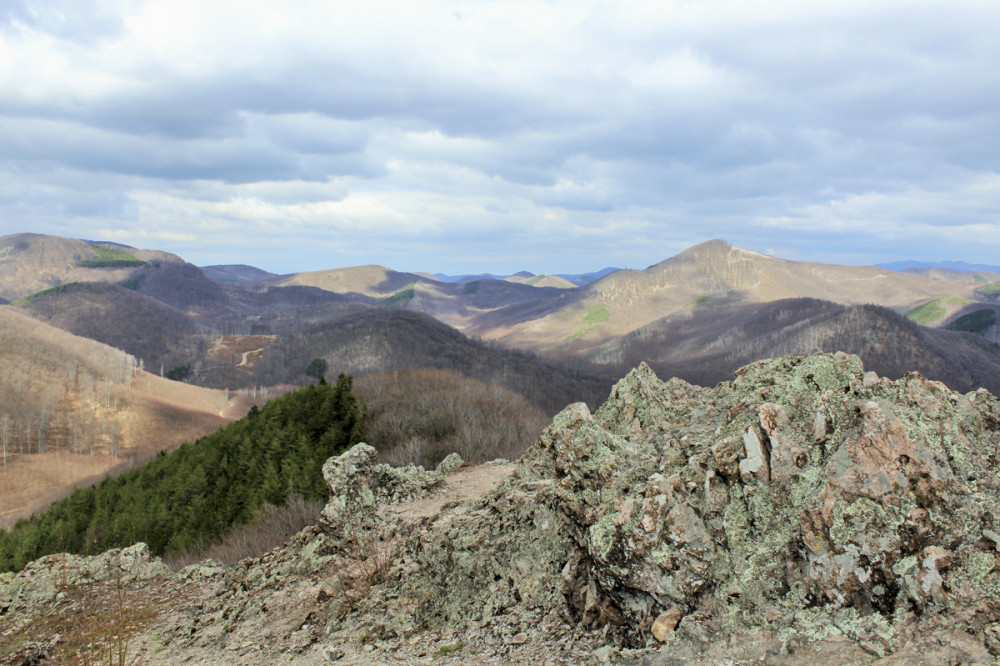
[0,543,170,617]
[518,352,1000,659]
[314,351,1000,661]
[3,352,1000,664]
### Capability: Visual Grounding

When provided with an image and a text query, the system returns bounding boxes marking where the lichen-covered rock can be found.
[320,443,463,527]
[0,543,169,615]
[537,353,1000,657]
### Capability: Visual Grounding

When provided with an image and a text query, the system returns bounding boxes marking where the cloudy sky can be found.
[1,0,998,274]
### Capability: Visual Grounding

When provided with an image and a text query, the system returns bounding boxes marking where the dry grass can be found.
[321,523,395,619]
[0,452,130,528]
[0,567,166,666]
[164,495,324,569]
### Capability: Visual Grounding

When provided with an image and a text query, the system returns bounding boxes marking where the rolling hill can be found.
[0,233,181,302]
[265,264,429,299]
[14,281,199,370]
[201,264,277,285]
[504,273,577,289]
[589,297,1000,394]
[250,308,614,415]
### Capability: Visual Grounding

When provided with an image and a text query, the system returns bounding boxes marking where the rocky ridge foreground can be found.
[3,353,1000,664]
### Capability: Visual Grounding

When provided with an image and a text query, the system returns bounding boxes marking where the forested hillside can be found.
[250,308,613,414]
[355,368,551,468]
[0,375,365,572]
[15,281,199,371]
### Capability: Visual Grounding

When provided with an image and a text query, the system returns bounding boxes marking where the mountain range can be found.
[2,231,999,527]
[4,233,999,391]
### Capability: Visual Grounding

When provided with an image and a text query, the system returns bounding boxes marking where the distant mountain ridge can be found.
[201,264,277,285]
[879,259,1000,273]
[4,234,998,390]
[468,239,983,355]
[433,267,619,286]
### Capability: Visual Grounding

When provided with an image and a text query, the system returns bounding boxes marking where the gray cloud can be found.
[1,0,998,273]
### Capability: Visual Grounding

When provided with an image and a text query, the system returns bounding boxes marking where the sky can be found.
[1,0,999,275]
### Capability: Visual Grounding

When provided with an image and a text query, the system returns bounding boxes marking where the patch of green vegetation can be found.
[10,282,79,306]
[437,641,465,656]
[974,273,990,284]
[377,282,416,308]
[164,363,193,381]
[305,357,328,380]
[906,298,946,324]
[566,304,610,340]
[583,303,610,325]
[118,273,146,290]
[685,294,711,307]
[527,275,544,285]
[945,308,998,335]
[977,281,1000,293]
[0,375,366,572]
[945,295,973,306]
[75,246,147,269]
[462,281,481,294]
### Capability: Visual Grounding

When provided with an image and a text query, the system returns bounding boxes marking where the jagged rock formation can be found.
[524,353,1000,662]
[2,353,1000,664]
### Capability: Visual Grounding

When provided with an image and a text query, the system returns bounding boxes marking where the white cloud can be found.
[1,0,999,272]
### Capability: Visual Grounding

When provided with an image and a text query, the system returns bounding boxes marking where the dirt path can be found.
[386,461,516,522]
[237,348,264,367]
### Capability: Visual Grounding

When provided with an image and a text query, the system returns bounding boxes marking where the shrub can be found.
[355,368,549,468]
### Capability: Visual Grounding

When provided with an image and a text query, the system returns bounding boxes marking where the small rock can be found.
[510,632,529,645]
[322,646,345,662]
[593,645,616,663]
[651,606,684,642]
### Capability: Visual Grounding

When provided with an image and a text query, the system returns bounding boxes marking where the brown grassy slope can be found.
[472,239,980,355]
[504,274,577,289]
[0,233,181,301]
[266,264,428,298]
[0,308,250,527]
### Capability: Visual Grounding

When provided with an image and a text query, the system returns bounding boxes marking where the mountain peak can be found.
[685,238,732,254]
